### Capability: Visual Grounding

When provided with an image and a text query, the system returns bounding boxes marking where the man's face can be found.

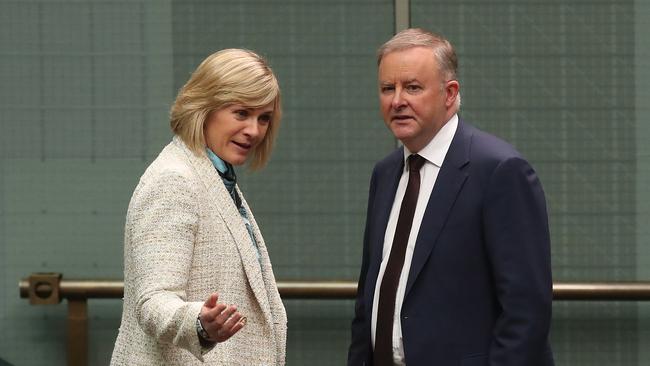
[378,46,458,152]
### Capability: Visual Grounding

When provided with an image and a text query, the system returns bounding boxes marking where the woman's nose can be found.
[244,119,261,138]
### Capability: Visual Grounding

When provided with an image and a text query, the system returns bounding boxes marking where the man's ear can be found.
[445,80,460,108]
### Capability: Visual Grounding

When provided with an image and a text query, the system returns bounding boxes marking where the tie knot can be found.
[408,154,425,172]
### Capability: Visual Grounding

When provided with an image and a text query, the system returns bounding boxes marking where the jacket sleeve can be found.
[483,157,554,365]
[126,170,210,360]
[348,167,378,366]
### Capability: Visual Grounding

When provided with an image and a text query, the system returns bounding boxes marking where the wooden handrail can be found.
[17,273,650,366]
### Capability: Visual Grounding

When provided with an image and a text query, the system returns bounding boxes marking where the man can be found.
[348,28,554,366]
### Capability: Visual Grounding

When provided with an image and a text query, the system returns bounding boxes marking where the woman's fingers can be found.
[214,310,245,342]
[200,301,226,322]
[198,298,246,342]
[221,309,242,330]
[215,305,238,324]
[203,293,219,308]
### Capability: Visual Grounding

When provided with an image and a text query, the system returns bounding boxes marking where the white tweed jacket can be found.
[111,137,287,365]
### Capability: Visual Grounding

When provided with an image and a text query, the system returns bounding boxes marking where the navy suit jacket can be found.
[348,119,554,366]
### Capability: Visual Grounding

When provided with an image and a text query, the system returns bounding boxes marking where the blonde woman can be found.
[111,49,287,365]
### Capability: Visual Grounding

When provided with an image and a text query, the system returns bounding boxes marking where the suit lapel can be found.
[365,150,404,303]
[172,137,273,325]
[405,120,471,297]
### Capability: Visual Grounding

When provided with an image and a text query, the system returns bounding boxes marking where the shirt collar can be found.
[205,148,230,175]
[403,113,458,168]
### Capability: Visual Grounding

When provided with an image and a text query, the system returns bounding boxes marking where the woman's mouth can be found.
[232,141,252,151]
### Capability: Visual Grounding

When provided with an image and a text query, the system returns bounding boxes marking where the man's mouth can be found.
[392,115,413,122]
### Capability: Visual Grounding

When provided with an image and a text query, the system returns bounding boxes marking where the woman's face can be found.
[204,103,274,166]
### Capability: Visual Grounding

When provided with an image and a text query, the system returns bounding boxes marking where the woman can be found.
[111,49,287,365]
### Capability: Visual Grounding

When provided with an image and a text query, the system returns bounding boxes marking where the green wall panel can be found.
[1,0,649,365]
[412,1,641,365]
[0,1,174,364]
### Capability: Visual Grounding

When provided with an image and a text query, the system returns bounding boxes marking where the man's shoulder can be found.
[374,147,404,171]
[460,119,524,161]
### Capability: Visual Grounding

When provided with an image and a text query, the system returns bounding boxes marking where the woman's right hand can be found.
[198,293,246,343]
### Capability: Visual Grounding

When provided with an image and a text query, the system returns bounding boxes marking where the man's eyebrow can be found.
[380,78,419,85]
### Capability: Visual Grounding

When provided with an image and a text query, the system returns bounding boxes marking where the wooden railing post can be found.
[67,299,88,366]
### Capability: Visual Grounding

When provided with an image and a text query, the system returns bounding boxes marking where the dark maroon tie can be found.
[374,154,426,366]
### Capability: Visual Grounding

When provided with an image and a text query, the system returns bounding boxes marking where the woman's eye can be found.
[259,114,272,124]
[234,110,248,119]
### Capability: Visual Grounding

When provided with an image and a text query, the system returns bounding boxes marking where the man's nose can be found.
[391,90,406,109]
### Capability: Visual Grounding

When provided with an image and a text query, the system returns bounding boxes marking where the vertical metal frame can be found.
[394,0,410,32]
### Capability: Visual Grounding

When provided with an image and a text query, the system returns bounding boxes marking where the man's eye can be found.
[406,85,421,92]
[381,86,394,93]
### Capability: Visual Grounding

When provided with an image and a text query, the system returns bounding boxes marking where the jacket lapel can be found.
[366,150,404,303]
[239,194,285,317]
[405,120,471,297]
[172,137,274,326]
[239,195,287,355]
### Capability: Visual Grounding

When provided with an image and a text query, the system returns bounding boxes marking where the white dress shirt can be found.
[371,114,458,365]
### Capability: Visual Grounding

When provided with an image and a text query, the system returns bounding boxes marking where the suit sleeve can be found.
[483,157,553,365]
[348,167,378,366]
[126,171,208,360]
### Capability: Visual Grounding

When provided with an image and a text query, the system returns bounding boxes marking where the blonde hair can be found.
[170,48,281,170]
